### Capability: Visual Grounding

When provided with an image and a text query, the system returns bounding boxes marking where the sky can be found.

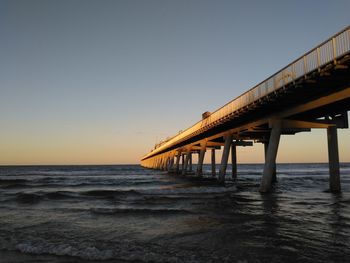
[0,0,349,165]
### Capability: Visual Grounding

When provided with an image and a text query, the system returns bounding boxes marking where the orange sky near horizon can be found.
[1,128,349,165]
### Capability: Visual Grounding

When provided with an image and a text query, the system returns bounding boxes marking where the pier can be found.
[141,27,350,193]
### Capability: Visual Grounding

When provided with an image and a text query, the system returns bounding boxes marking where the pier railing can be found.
[142,26,350,160]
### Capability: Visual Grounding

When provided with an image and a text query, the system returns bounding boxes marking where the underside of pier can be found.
[141,27,350,193]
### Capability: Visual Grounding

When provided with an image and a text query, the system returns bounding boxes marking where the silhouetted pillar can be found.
[160,157,163,170]
[168,155,174,172]
[211,149,216,177]
[231,143,237,181]
[182,150,191,175]
[162,157,165,170]
[197,142,207,177]
[175,152,181,174]
[181,154,185,174]
[260,121,282,193]
[264,141,277,183]
[163,156,167,170]
[219,134,233,183]
[327,126,341,192]
[189,153,193,172]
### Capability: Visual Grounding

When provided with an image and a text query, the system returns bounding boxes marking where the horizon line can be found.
[1,161,349,167]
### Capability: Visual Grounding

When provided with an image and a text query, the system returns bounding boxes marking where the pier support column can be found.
[168,155,174,173]
[162,156,167,171]
[196,142,207,177]
[218,134,233,184]
[327,126,341,192]
[260,121,282,193]
[182,150,191,176]
[189,153,193,172]
[181,154,185,173]
[231,143,237,181]
[264,141,277,183]
[160,156,166,170]
[211,149,216,177]
[175,152,181,174]
[155,158,159,169]
[159,157,162,170]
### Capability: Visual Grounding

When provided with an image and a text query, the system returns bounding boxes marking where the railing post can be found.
[332,37,337,63]
[303,55,308,75]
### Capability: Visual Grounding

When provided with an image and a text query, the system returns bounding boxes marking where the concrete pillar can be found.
[161,157,165,170]
[162,157,166,170]
[175,152,181,174]
[327,126,341,192]
[182,150,191,175]
[181,154,185,173]
[162,157,165,170]
[211,149,216,177]
[169,155,175,172]
[264,141,277,183]
[260,121,282,193]
[218,134,233,183]
[189,153,193,172]
[170,157,175,172]
[231,143,237,181]
[196,142,207,177]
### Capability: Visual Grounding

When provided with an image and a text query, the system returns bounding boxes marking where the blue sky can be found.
[0,0,349,164]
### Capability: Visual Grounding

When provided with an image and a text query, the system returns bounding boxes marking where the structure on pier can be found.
[141,27,350,193]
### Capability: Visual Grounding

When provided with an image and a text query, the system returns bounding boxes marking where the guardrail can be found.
[142,26,350,160]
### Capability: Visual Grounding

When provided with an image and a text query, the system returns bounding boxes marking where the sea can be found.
[0,163,349,263]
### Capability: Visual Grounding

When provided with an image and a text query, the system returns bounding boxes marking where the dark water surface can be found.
[0,164,349,263]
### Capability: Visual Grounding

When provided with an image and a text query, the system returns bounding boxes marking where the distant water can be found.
[0,164,350,263]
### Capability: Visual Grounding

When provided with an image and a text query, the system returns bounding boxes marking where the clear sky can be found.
[0,0,349,165]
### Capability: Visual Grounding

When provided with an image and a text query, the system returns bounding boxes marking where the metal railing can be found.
[142,26,350,160]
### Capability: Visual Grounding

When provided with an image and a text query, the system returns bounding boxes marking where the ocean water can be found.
[0,163,349,263]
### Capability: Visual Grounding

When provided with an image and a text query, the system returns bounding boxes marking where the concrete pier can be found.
[141,27,350,193]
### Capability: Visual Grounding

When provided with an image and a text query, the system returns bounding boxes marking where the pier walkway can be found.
[141,27,350,192]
